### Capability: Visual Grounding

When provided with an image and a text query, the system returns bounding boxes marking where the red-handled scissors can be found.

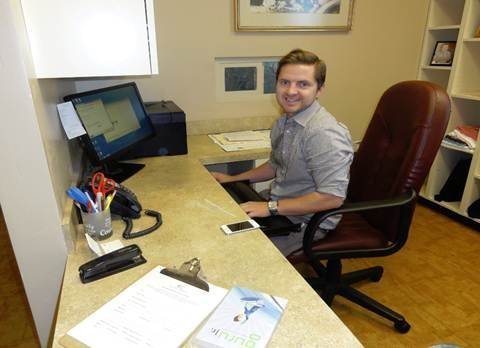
[91,172,116,196]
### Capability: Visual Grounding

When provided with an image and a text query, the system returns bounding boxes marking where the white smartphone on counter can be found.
[221,220,260,235]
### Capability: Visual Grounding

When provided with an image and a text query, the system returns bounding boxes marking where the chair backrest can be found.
[348,80,450,240]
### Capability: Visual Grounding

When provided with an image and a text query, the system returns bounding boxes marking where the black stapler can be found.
[79,244,146,283]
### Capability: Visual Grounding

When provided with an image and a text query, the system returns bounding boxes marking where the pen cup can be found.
[80,208,113,241]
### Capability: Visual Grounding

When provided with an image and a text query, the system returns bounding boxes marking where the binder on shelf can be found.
[60,258,227,348]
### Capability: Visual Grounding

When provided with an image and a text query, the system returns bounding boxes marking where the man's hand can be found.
[240,201,270,218]
[210,171,235,183]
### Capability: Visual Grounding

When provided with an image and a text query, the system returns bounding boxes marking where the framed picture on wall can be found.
[234,0,354,32]
[430,41,456,66]
[475,25,480,38]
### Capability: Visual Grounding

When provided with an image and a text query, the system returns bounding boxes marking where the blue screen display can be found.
[70,84,154,161]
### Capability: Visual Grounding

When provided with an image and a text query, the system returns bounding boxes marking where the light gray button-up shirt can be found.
[269,100,353,231]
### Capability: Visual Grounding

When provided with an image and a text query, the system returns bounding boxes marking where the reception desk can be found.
[52,135,362,347]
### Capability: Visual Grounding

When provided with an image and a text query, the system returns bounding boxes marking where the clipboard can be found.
[160,257,209,291]
[60,259,227,348]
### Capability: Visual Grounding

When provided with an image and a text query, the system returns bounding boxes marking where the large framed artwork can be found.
[234,0,354,32]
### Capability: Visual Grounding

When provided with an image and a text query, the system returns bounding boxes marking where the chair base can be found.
[307,259,410,333]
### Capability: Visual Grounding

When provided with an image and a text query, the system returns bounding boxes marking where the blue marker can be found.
[66,187,89,209]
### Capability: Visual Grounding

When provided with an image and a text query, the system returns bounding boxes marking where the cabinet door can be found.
[20,0,158,78]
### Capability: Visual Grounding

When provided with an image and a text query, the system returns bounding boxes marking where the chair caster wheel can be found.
[394,320,410,333]
[370,267,383,282]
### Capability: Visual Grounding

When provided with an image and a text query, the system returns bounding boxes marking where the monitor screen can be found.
[65,82,154,182]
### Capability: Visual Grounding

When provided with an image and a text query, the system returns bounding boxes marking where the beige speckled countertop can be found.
[53,135,362,347]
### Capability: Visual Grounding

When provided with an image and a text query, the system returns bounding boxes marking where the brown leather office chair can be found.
[287,80,450,333]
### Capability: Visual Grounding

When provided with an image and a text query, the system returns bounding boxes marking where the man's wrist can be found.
[267,200,279,216]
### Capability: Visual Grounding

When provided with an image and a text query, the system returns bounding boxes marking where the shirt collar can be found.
[285,100,321,127]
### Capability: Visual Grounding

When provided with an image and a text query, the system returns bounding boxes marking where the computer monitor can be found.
[64,82,155,182]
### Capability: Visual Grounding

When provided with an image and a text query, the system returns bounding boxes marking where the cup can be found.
[81,208,113,241]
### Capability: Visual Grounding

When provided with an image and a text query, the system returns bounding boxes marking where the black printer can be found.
[121,100,188,159]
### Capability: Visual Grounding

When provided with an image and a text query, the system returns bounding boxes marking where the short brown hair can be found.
[276,49,326,88]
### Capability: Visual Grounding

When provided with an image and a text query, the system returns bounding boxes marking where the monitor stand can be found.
[102,161,145,183]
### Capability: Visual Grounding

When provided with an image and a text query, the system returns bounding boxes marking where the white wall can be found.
[0,1,78,346]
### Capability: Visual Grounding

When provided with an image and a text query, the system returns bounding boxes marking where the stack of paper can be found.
[209,130,270,152]
[223,131,266,142]
[61,266,227,348]
[441,138,475,154]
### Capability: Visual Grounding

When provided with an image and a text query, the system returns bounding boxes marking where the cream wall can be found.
[77,0,430,141]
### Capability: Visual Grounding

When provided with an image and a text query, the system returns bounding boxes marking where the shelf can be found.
[419,0,477,225]
[440,141,475,154]
[451,92,480,101]
[421,65,452,71]
[428,25,461,30]
[422,196,462,212]
[420,194,480,222]
[436,200,462,212]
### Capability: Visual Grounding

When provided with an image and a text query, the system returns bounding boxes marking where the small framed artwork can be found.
[214,57,280,100]
[475,25,480,38]
[234,0,355,32]
[430,41,456,66]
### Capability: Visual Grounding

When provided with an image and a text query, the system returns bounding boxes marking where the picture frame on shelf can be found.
[430,41,456,66]
[234,0,354,32]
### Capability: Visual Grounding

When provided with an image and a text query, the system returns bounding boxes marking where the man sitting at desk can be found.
[211,48,353,256]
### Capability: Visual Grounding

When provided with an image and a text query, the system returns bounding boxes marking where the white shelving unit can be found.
[418,0,480,221]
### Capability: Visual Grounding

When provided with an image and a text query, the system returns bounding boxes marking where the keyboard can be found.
[221,181,301,236]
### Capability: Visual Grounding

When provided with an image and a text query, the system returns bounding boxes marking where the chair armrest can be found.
[303,189,417,254]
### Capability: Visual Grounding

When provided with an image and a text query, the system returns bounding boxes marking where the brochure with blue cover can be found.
[193,286,287,348]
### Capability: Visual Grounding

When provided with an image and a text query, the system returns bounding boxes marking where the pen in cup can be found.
[85,191,98,213]
[96,192,103,212]
[73,201,87,212]
[104,190,116,210]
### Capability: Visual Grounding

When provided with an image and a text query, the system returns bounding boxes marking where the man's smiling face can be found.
[275,63,322,117]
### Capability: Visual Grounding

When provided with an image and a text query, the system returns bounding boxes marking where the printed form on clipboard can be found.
[60,264,227,348]
[208,130,271,152]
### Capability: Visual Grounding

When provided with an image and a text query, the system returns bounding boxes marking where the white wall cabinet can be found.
[418,0,480,222]
[20,0,158,78]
